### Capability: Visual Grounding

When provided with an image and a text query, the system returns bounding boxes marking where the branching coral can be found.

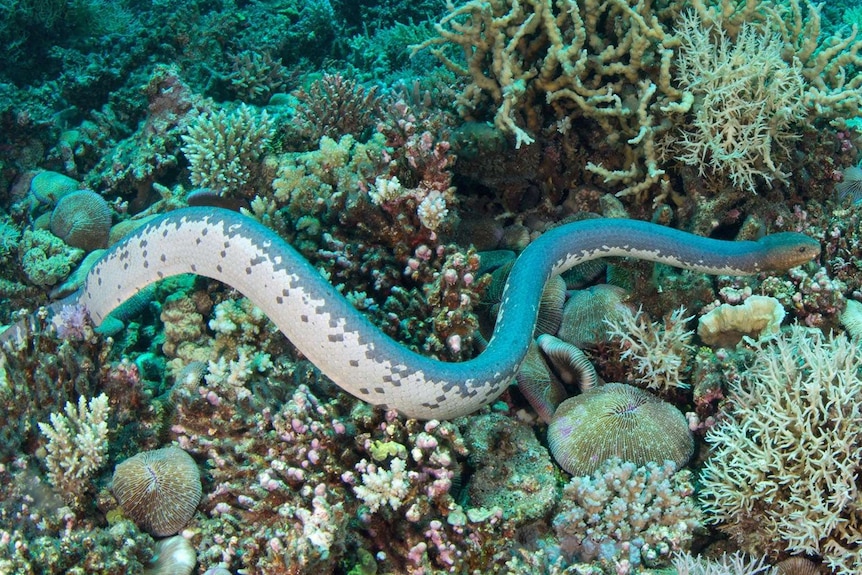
[181,103,274,196]
[419,0,862,200]
[291,73,384,147]
[552,457,703,572]
[670,10,807,193]
[417,0,688,201]
[38,393,110,508]
[604,305,695,392]
[699,325,862,574]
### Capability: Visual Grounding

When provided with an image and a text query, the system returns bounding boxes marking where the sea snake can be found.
[10,207,820,419]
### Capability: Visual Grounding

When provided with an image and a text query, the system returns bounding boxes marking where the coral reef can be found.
[0,0,860,573]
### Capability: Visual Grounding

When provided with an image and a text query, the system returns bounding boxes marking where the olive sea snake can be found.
[5,207,820,419]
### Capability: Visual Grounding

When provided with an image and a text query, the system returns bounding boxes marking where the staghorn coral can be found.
[112,446,202,537]
[37,393,110,509]
[699,325,862,574]
[290,73,384,147]
[225,50,292,105]
[548,382,694,476]
[181,103,275,197]
[418,0,862,201]
[552,457,703,572]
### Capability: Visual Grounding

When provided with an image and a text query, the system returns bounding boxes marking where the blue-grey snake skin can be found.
[16,207,822,419]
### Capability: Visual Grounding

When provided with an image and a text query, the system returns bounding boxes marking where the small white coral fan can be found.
[699,325,862,575]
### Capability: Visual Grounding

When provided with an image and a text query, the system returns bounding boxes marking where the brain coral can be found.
[112,446,202,537]
[50,190,112,251]
[547,382,693,476]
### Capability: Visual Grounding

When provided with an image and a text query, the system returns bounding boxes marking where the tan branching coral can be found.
[699,325,862,574]
[419,0,862,200]
[417,0,689,201]
[671,10,807,192]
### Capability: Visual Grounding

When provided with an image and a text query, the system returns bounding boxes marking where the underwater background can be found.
[1,0,861,573]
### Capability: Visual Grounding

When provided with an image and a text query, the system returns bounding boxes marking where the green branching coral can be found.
[699,325,862,575]
[181,103,275,196]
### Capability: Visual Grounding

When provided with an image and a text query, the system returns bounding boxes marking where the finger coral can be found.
[547,382,694,476]
[112,446,202,537]
[699,325,862,575]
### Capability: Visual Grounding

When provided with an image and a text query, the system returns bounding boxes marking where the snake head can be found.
[756,232,821,271]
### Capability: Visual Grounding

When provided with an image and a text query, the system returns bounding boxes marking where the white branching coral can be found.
[604,305,695,391]
[38,393,110,506]
[416,190,449,232]
[368,175,404,205]
[352,457,412,513]
[181,103,274,195]
[699,325,862,575]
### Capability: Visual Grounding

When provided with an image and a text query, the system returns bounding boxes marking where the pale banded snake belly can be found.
[42,208,824,419]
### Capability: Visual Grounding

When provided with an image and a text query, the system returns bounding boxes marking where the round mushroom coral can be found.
[112,446,202,537]
[50,189,112,251]
[547,382,693,476]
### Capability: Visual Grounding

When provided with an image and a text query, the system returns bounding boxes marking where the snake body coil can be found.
[66,208,819,419]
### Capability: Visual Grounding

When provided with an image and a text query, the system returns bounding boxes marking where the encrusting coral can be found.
[699,324,862,574]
